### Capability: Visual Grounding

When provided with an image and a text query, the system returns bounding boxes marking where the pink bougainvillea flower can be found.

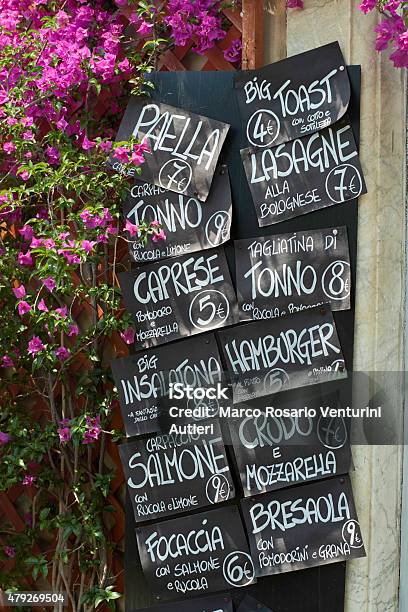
[18,225,34,241]
[27,336,45,356]
[19,170,29,181]
[37,299,48,313]
[125,219,139,237]
[358,0,377,11]
[390,45,408,67]
[43,277,56,292]
[55,306,68,319]
[79,209,97,229]
[22,475,37,486]
[150,220,160,227]
[82,135,96,150]
[67,323,79,337]
[56,117,68,131]
[131,150,145,165]
[3,141,16,154]
[83,415,102,444]
[99,140,112,153]
[30,237,43,248]
[4,546,15,558]
[55,346,71,362]
[120,327,135,344]
[96,233,109,244]
[223,39,242,63]
[152,229,166,242]
[45,145,60,166]
[0,431,10,444]
[58,426,71,443]
[63,252,81,265]
[118,58,131,72]
[81,239,95,253]
[43,238,55,250]
[137,20,154,36]
[17,301,31,316]
[12,285,26,299]
[112,146,130,163]
[287,0,304,6]
[18,251,33,266]
[1,356,14,368]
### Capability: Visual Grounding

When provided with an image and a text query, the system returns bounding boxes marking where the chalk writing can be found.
[235,227,351,321]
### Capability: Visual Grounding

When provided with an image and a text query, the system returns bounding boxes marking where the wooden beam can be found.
[242,0,265,69]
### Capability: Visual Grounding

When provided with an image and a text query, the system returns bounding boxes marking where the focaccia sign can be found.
[136,506,256,600]
[218,306,347,403]
[234,42,350,149]
[113,98,229,201]
[235,226,351,320]
[241,117,366,226]
[110,334,225,437]
[241,476,366,576]
[123,166,232,263]
[119,421,234,523]
[119,248,239,348]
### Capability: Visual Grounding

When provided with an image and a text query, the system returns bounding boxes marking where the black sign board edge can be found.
[124,66,361,612]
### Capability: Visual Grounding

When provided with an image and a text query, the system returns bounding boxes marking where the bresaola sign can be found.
[228,393,351,497]
[235,226,351,320]
[111,334,224,436]
[218,307,346,403]
[112,99,229,201]
[234,42,350,148]
[136,594,233,612]
[123,166,232,263]
[136,506,256,600]
[241,476,366,576]
[241,117,366,226]
[119,248,239,348]
[119,423,234,523]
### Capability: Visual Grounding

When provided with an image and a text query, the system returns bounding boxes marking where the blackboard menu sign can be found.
[111,333,224,437]
[237,595,275,612]
[136,594,233,612]
[234,42,350,148]
[241,118,366,227]
[112,98,229,201]
[123,166,232,263]
[136,506,256,600]
[218,306,346,403]
[235,226,351,321]
[241,476,365,577]
[228,394,351,497]
[119,420,235,523]
[118,248,239,348]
